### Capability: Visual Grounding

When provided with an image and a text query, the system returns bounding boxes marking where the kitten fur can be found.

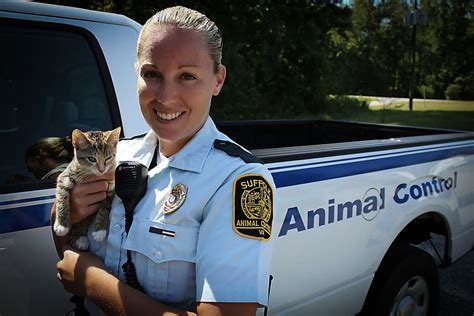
[53,127,121,250]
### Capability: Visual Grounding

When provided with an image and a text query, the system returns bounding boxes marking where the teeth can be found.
[157,111,182,120]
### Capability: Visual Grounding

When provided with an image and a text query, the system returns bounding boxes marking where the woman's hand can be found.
[56,246,108,297]
[51,171,114,258]
[70,171,114,224]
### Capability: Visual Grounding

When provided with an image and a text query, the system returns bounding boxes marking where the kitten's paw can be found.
[92,230,107,242]
[53,222,69,236]
[72,236,89,250]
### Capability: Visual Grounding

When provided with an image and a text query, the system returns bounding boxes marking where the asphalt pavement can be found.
[438,248,474,316]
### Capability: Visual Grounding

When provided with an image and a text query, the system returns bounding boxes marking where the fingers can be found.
[69,178,111,224]
[56,248,83,295]
[74,187,108,205]
[74,179,109,196]
[56,248,106,297]
[71,194,107,224]
[57,171,115,225]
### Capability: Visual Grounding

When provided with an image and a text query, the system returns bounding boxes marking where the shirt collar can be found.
[168,116,218,173]
[117,130,158,168]
[122,117,219,173]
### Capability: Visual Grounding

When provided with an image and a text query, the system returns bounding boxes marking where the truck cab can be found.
[0,3,142,314]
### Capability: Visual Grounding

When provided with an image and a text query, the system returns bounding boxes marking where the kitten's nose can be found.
[98,162,105,173]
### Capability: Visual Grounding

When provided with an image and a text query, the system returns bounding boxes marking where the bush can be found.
[325,95,369,115]
[445,83,462,100]
[417,85,435,99]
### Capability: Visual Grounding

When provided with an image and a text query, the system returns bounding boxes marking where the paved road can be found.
[438,248,474,316]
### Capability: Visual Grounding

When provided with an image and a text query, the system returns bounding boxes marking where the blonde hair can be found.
[136,6,223,73]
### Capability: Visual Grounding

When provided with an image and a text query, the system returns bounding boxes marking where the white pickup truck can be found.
[1,3,473,316]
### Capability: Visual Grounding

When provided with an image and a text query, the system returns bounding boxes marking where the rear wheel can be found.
[361,245,439,316]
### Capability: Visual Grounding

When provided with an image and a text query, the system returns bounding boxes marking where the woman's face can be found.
[137,27,226,156]
[26,156,45,179]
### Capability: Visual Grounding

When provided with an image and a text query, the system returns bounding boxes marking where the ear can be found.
[72,129,89,149]
[212,65,226,96]
[106,127,121,147]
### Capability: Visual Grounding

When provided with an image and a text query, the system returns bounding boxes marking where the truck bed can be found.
[216,120,473,162]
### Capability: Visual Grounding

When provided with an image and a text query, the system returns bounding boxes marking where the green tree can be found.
[418,0,474,99]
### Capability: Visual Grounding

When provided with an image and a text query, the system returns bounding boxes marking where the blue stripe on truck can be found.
[0,194,55,206]
[0,202,53,234]
[1,144,473,234]
[268,142,472,171]
[272,144,474,188]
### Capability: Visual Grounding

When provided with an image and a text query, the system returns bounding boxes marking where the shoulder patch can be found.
[214,139,262,164]
[233,174,273,240]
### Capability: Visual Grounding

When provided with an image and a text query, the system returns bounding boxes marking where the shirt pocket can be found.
[123,217,198,306]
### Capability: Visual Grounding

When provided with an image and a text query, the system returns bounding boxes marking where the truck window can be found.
[0,22,114,192]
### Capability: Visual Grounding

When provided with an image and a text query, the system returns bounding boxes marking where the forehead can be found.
[140,27,212,67]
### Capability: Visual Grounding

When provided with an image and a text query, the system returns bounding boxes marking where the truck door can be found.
[0,17,121,315]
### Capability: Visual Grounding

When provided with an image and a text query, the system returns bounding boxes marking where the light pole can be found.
[404,0,427,112]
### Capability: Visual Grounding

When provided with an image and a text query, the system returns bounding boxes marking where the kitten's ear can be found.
[107,127,121,147]
[72,129,90,149]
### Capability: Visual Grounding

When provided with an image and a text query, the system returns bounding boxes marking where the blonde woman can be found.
[54,6,276,316]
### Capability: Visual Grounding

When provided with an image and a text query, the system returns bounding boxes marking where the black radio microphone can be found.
[115,161,149,232]
[115,161,149,292]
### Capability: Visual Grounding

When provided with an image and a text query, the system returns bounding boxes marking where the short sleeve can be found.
[195,164,275,306]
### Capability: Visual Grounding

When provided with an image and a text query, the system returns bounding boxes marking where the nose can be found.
[98,157,105,173]
[156,80,178,106]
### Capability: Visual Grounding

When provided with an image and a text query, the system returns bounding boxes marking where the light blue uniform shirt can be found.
[89,117,275,311]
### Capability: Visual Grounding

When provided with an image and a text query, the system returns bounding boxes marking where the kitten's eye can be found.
[87,157,97,163]
[105,155,113,162]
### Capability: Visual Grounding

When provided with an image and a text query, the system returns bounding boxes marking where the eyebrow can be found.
[140,63,199,69]
[178,64,199,69]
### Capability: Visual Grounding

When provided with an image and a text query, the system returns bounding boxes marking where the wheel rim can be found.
[389,275,430,316]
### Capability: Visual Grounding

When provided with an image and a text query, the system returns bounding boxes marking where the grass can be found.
[328,98,474,132]
[370,99,474,112]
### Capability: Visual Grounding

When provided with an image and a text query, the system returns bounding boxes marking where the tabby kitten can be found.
[53,127,121,250]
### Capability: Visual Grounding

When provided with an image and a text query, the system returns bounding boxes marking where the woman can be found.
[26,136,73,180]
[54,6,276,316]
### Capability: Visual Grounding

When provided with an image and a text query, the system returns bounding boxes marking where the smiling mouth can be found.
[154,110,183,121]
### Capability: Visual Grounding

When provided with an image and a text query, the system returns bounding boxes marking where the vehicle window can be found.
[0,23,113,190]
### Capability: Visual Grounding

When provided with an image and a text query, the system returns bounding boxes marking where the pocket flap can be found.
[123,217,198,264]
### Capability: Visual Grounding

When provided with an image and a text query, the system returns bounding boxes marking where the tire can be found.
[360,245,439,316]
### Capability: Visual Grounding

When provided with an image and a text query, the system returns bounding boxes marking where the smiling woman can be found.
[136,24,226,157]
[53,5,277,316]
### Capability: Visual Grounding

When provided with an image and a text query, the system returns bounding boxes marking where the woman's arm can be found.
[52,172,258,315]
[57,248,256,316]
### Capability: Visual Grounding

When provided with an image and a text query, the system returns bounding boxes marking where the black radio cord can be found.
[122,206,144,292]
[69,294,91,316]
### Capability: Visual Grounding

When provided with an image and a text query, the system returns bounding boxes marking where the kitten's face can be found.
[72,127,121,176]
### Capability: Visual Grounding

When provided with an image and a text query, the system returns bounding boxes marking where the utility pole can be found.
[408,0,417,112]
[405,0,427,112]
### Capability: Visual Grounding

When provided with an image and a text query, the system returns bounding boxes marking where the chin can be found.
[92,170,102,176]
[152,127,185,143]
[92,169,108,176]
